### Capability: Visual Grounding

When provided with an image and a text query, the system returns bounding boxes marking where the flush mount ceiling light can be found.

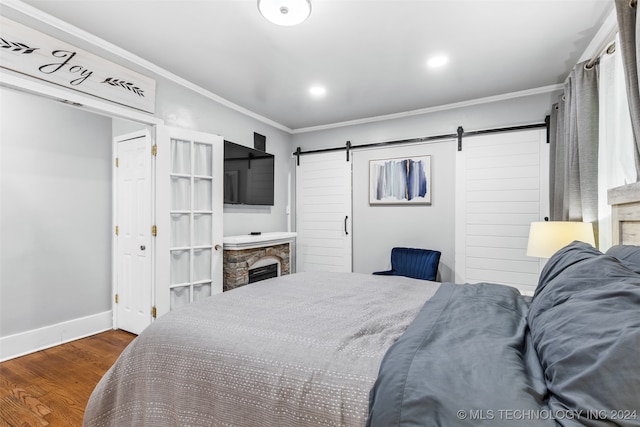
[258,0,312,26]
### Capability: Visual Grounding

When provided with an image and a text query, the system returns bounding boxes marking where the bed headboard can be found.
[608,182,640,245]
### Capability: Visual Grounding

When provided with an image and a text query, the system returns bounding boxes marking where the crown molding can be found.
[292,84,563,134]
[0,0,601,136]
[577,6,618,64]
[1,0,293,133]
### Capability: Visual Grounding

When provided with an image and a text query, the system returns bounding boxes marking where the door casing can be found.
[114,130,154,334]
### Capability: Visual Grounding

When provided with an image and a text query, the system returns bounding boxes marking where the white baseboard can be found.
[0,311,113,362]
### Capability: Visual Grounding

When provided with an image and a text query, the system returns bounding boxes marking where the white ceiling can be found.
[18,0,613,131]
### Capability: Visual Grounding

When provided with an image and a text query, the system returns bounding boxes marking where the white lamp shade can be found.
[258,0,312,26]
[526,221,595,258]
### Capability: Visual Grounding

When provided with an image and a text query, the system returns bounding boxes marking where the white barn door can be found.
[296,151,352,272]
[455,129,549,295]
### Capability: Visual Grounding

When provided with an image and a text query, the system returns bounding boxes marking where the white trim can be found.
[223,232,297,250]
[577,8,618,64]
[112,135,118,330]
[0,311,113,362]
[0,0,612,135]
[292,84,563,134]
[1,1,563,136]
[0,71,163,126]
[1,15,156,113]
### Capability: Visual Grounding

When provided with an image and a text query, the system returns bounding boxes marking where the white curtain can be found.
[168,139,215,310]
[171,177,191,210]
[170,250,190,285]
[194,214,212,246]
[598,34,637,251]
[171,139,191,174]
[194,179,213,211]
[170,213,190,247]
[171,138,192,212]
[194,143,212,176]
[193,248,212,282]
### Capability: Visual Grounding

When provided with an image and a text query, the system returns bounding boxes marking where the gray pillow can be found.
[606,245,640,273]
[528,242,640,424]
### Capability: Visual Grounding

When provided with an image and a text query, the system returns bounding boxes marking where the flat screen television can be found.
[223,140,275,206]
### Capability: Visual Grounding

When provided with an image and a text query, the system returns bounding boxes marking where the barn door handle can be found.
[344,216,349,235]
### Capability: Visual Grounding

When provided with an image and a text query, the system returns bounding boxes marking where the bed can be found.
[84,184,640,427]
[84,272,441,426]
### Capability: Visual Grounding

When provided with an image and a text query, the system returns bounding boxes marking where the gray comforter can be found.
[367,242,640,426]
[84,271,440,427]
[367,282,553,427]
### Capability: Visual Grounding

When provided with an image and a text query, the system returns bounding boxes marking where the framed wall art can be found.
[369,155,431,205]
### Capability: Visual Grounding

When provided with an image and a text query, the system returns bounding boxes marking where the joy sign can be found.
[0,16,155,113]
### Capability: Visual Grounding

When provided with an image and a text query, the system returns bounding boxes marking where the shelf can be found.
[223,232,297,250]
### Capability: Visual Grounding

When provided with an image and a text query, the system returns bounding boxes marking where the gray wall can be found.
[351,141,456,281]
[0,70,294,340]
[0,6,557,340]
[152,78,293,237]
[0,87,113,336]
[111,77,294,237]
[292,92,559,282]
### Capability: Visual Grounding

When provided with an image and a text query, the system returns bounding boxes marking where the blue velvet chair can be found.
[373,247,441,281]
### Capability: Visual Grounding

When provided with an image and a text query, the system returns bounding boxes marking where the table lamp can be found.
[526,221,595,258]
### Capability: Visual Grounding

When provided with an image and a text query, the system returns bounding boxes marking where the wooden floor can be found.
[0,330,136,427]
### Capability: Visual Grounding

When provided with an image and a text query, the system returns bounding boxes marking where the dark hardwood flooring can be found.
[0,330,136,427]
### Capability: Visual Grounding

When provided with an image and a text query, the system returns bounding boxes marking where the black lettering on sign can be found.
[38,50,93,86]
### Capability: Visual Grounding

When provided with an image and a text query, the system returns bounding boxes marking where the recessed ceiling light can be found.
[427,55,449,68]
[309,85,326,97]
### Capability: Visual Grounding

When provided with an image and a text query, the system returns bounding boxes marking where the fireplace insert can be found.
[248,263,278,283]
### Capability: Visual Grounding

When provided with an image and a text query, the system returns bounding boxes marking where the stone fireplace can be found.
[222,232,296,291]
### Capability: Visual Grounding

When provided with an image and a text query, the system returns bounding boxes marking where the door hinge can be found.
[151,144,157,156]
[115,293,119,304]
[115,225,119,236]
[152,306,157,318]
[115,157,119,167]
[151,225,157,237]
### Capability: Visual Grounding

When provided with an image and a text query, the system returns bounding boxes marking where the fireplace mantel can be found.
[222,232,296,291]
[223,232,297,250]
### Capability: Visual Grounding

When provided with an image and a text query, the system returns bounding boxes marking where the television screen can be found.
[223,140,274,206]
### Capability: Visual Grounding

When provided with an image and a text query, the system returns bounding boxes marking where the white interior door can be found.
[115,130,152,334]
[166,128,224,311]
[455,128,549,295]
[296,151,352,272]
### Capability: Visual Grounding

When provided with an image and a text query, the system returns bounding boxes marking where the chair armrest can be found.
[372,270,396,276]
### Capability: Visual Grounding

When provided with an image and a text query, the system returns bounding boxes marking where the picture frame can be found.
[369,155,431,205]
